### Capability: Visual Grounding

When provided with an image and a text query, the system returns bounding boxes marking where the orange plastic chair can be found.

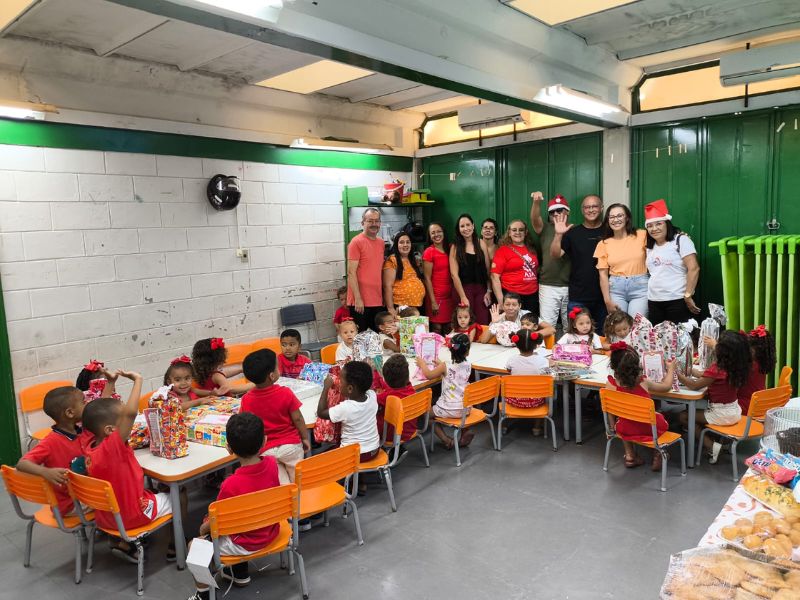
[224,342,252,367]
[251,337,282,354]
[294,444,363,545]
[430,375,500,467]
[66,472,173,596]
[498,375,558,452]
[19,380,73,448]
[698,385,792,480]
[544,335,555,350]
[138,391,154,412]
[600,389,686,492]
[384,389,431,468]
[778,366,793,391]
[320,343,338,365]
[207,484,308,600]
[1,465,90,584]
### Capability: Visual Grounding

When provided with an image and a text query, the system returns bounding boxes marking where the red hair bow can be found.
[510,334,520,343]
[457,302,468,308]
[531,332,539,340]
[210,338,225,350]
[171,355,191,365]
[749,325,768,338]
[610,341,628,351]
[84,359,104,372]
[568,307,582,320]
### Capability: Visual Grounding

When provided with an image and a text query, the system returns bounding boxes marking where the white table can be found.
[406,342,519,389]
[275,377,323,426]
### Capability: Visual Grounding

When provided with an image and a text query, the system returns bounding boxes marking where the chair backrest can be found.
[251,337,282,354]
[544,335,555,350]
[1,465,58,507]
[225,343,252,366]
[280,303,316,327]
[748,385,792,419]
[462,376,501,409]
[66,472,120,515]
[19,380,74,413]
[295,444,359,491]
[320,343,338,365]
[401,388,432,421]
[778,366,793,389]
[500,375,554,400]
[139,391,154,412]
[384,395,404,441]
[599,388,656,425]
[209,484,298,539]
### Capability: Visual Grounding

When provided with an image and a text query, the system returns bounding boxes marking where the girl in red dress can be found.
[606,342,675,471]
[422,222,454,333]
[450,304,489,343]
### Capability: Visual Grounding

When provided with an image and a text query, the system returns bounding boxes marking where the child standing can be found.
[558,306,604,353]
[75,359,120,398]
[602,310,633,348]
[187,412,281,599]
[416,333,473,449]
[451,304,488,343]
[163,356,212,410]
[335,318,358,362]
[677,330,752,463]
[333,285,351,341]
[192,338,253,396]
[240,349,310,484]
[606,343,674,470]
[16,386,93,516]
[375,354,418,443]
[278,329,312,379]
[375,311,401,356]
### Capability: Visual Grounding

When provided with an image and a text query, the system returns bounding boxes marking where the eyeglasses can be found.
[608,214,626,222]
[551,208,568,214]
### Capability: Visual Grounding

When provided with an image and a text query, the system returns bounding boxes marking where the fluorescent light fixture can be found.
[169,0,283,24]
[0,0,37,34]
[500,0,637,25]
[534,85,628,125]
[257,60,372,94]
[290,137,393,154]
[0,100,57,120]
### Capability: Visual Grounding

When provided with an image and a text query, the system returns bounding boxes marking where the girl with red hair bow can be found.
[162,355,215,410]
[75,359,121,399]
[557,306,604,353]
[191,337,253,397]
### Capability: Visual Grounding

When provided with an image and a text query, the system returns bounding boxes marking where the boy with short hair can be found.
[277,329,312,379]
[188,412,281,600]
[17,386,93,516]
[375,354,418,443]
[374,311,400,356]
[240,349,310,483]
[333,285,351,339]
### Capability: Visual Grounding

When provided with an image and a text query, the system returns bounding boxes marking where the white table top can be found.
[135,442,234,481]
[275,377,322,426]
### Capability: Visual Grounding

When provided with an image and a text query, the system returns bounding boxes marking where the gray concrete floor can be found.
[0,419,749,600]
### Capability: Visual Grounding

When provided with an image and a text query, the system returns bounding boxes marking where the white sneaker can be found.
[708,441,722,464]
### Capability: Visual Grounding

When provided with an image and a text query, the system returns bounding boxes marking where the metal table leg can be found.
[687,401,696,469]
[168,482,186,570]
[575,383,582,444]
[561,381,570,441]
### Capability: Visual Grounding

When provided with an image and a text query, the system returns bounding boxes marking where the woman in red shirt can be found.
[422,222,454,333]
[490,219,540,316]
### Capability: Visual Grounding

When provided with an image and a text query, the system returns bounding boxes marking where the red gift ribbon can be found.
[84,359,104,372]
[171,355,191,365]
[210,337,225,350]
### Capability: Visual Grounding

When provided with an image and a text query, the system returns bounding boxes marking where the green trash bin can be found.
[735,236,758,331]
[709,236,740,330]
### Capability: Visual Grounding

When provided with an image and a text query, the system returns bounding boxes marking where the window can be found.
[422,112,570,147]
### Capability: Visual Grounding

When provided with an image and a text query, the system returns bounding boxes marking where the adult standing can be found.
[480,218,499,262]
[643,199,701,324]
[550,194,607,327]
[450,214,491,324]
[346,207,385,333]
[490,219,540,315]
[594,203,649,318]
[383,231,426,317]
[422,222,454,333]
[531,191,571,331]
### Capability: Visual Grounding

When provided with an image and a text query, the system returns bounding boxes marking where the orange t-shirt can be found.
[383,255,426,307]
[593,229,647,276]
[347,233,385,307]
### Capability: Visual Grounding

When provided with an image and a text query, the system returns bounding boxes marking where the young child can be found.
[399,306,421,318]
[505,329,549,436]
[75,359,119,399]
[188,412,281,599]
[375,354,418,444]
[739,325,775,414]
[240,349,311,484]
[16,386,93,516]
[375,311,401,357]
[602,310,633,349]
[278,329,312,379]
[82,370,178,562]
[333,285,351,340]
[163,356,212,410]
[558,306,604,353]
[451,304,488,343]
[192,338,252,396]
[335,318,358,362]
[416,333,473,449]
[677,330,752,464]
[606,342,674,471]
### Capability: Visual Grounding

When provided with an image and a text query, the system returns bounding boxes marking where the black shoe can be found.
[221,562,250,587]
[110,542,140,564]
[187,590,210,600]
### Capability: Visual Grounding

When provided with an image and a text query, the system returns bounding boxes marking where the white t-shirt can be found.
[646,234,697,301]
[505,353,549,376]
[435,361,472,413]
[557,332,602,349]
[379,333,396,357]
[335,343,354,362]
[489,310,531,346]
[328,390,380,453]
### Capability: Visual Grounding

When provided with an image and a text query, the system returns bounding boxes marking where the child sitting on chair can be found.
[376,354,418,444]
[278,329,312,379]
[192,338,252,397]
[17,386,93,516]
[375,311,401,357]
[188,412,281,599]
[335,318,357,362]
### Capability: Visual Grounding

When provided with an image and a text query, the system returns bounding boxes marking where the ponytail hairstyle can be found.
[192,338,228,386]
[448,333,471,364]
[511,329,543,354]
[567,306,595,336]
[715,330,752,389]
[748,325,776,375]
[608,343,642,389]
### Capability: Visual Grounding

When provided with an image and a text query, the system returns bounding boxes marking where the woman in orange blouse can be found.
[383,231,426,317]
[593,203,649,318]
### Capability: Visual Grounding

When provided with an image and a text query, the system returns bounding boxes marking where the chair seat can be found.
[707,419,764,438]
[357,449,388,471]
[298,482,346,519]
[434,408,488,428]
[501,402,549,419]
[628,431,683,448]
[32,427,50,441]
[34,506,86,530]
[219,520,292,566]
[97,513,173,539]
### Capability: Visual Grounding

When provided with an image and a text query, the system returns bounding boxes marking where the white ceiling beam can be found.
[389,90,458,111]
[177,38,253,71]
[95,16,169,56]
[1,0,47,37]
[348,83,420,104]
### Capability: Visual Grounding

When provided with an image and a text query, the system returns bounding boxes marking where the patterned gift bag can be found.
[313,365,343,444]
[144,385,189,459]
[298,362,333,386]
[398,315,429,356]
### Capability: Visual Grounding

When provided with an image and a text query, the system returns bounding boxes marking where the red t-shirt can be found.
[737,362,766,414]
[704,363,738,405]
[455,323,484,341]
[85,432,156,530]
[333,306,351,324]
[240,385,303,451]
[422,245,452,295]
[197,370,224,392]
[607,376,668,442]
[277,353,311,379]
[217,457,280,551]
[491,244,539,295]
[21,426,93,515]
[346,233,385,307]
[376,384,417,442]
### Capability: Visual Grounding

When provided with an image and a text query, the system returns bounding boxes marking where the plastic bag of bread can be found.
[660,545,798,599]
[742,474,800,520]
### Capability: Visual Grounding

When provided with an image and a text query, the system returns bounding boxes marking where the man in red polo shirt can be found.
[347,207,386,333]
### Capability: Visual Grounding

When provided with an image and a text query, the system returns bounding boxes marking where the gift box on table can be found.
[552,343,592,367]
[144,385,189,459]
[187,414,231,448]
[298,362,333,386]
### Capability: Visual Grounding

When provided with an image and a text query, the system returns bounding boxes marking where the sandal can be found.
[111,542,140,564]
[624,454,645,468]
[652,451,666,472]
[458,430,475,447]
[441,437,455,450]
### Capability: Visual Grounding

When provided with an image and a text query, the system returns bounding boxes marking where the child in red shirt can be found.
[277,329,312,379]
[240,349,310,483]
[164,356,214,410]
[17,386,93,516]
[376,354,418,443]
[192,337,253,396]
[333,285,351,340]
[188,412,281,598]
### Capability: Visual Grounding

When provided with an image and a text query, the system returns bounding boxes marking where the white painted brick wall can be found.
[0,144,406,445]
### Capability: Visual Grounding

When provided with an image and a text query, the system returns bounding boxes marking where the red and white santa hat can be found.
[547,194,570,212]
[644,199,672,225]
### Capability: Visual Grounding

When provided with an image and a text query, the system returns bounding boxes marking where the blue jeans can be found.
[568,299,607,331]
[609,274,649,318]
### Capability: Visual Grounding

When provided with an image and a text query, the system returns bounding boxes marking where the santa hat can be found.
[644,199,672,225]
[547,195,570,212]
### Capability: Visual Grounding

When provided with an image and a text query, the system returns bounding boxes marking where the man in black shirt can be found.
[549,194,607,327]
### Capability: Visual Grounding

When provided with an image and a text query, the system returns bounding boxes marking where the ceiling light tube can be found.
[290,137,393,154]
[0,100,57,120]
[534,85,628,125]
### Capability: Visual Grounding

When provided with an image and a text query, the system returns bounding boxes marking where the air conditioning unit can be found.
[457,103,527,131]
[720,41,800,87]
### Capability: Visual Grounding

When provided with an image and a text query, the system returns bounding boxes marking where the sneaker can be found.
[187,590,210,600]
[708,441,722,465]
[221,563,250,587]
[531,427,543,437]
[298,518,312,532]
[110,543,140,564]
